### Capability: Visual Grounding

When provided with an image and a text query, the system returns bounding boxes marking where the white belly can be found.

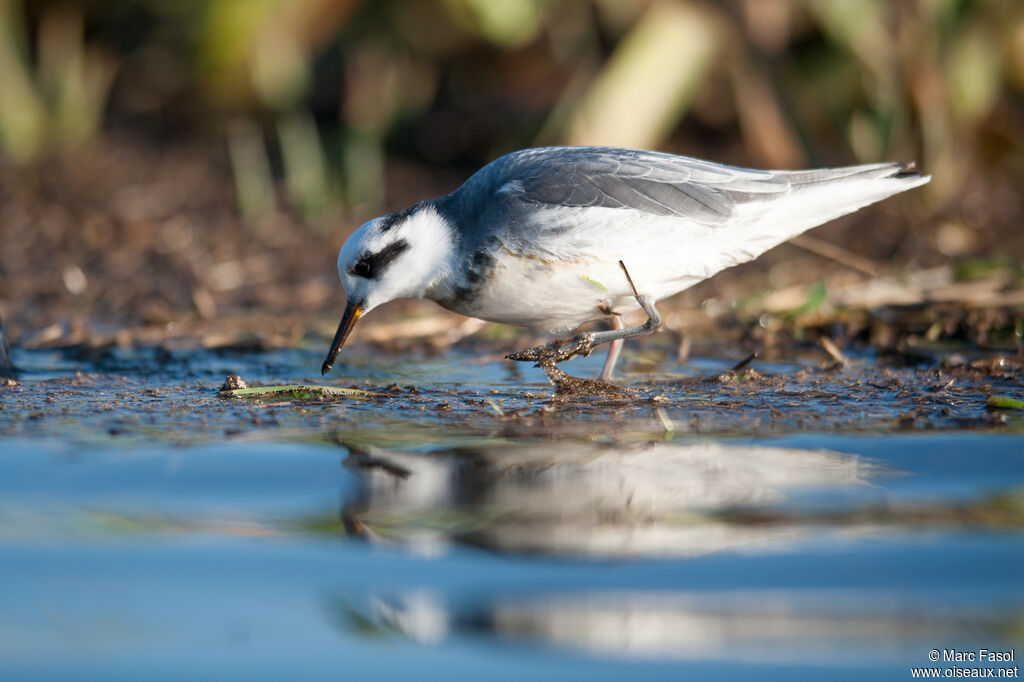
[433,249,700,333]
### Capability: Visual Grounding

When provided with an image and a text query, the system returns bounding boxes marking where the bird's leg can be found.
[599,316,624,382]
[507,261,662,366]
[587,291,662,346]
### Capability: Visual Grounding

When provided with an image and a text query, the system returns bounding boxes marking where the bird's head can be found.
[321,202,454,375]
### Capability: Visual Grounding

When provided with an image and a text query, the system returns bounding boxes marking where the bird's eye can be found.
[351,260,373,278]
[348,239,410,280]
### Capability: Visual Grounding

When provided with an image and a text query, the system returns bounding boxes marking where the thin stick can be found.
[819,336,848,367]
[790,234,878,277]
[619,260,640,297]
[730,351,757,372]
[655,407,674,437]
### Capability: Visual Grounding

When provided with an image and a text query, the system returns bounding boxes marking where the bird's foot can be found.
[505,333,596,365]
[507,335,628,394]
[539,362,627,395]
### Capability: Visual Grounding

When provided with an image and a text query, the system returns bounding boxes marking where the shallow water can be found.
[1,345,1022,680]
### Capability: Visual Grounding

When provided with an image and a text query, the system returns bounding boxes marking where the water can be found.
[1,346,1022,680]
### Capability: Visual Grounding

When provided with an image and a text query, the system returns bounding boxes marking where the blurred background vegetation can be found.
[1,0,1022,351]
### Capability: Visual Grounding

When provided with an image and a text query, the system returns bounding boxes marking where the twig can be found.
[730,352,758,372]
[790,234,879,277]
[819,336,848,368]
[676,335,691,365]
[619,260,641,297]
[485,399,506,417]
[655,407,675,436]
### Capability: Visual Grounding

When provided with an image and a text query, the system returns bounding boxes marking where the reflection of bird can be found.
[343,441,877,558]
[322,146,929,379]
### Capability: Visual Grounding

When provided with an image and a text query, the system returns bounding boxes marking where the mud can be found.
[2,338,1020,448]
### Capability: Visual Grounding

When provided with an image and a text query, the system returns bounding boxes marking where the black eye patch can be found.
[349,238,410,279]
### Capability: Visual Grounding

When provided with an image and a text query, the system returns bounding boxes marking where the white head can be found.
[321,202,455,374]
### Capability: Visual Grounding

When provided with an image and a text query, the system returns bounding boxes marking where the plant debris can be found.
[987,395,1024,411]
[219,377,386,401]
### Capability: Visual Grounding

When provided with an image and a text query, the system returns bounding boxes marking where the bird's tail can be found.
[783,161,928,188]
[733,161,930,258]
[775,161,929,233]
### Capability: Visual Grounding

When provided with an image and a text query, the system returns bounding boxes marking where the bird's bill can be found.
[321,300,364,375]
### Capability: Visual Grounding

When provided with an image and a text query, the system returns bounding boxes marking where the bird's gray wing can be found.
[491,146,791,225]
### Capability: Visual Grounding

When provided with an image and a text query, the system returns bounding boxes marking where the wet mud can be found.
[2,339,1020,447]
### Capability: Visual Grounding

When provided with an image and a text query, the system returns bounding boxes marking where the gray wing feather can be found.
[494,147,790,223]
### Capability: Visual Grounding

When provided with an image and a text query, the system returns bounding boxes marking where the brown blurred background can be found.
[1,0,1022,353]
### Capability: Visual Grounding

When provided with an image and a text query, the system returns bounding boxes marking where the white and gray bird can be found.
[321,146,929,379]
